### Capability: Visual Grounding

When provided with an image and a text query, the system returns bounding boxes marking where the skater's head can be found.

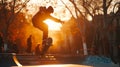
[39,6,46,12]
[47,6,54,13]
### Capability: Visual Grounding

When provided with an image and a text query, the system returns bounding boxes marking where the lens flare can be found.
[44,19,62,31]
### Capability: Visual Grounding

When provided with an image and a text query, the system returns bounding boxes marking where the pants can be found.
[33,22,48,40]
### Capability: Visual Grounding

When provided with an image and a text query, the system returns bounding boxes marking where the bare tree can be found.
[60,0,90,55]
[0,0,29,51]
[60,0,116,56]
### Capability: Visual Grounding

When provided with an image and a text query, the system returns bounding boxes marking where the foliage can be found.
[0,0,29,41]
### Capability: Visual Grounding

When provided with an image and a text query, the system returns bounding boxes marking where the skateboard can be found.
[41,37,53,55]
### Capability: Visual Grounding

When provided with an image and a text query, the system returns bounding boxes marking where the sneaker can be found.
[42,37,53,46]
[47,37,52,44]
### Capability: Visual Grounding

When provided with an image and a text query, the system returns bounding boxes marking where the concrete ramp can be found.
[0,53,22,67]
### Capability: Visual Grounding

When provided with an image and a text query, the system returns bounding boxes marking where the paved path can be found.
[14,54,120,67]
[16,54,85,65]
[0,53,119,67]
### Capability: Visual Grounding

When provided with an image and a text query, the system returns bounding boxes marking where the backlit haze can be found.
[25,0,73,48]
[44,19,62,31]
[20,0,119,51]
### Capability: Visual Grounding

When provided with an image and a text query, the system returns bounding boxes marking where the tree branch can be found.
[69,0,85,19]
[106,0,113,9]
[60,0,74,18]
[82,0,93,17]
[8,0,30,25]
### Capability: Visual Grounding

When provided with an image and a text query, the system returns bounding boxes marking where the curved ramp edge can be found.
[0,53,22,67]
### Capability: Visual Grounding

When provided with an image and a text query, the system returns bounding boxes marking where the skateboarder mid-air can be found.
[32,6,63,54]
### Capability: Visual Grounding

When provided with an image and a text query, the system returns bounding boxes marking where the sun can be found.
[44,19,62,31]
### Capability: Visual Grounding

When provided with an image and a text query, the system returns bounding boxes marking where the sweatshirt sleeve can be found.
[48,15,62,23]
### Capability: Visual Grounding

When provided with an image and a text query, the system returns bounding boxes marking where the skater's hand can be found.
[59,20,64,24]
[61,21,64,24]
[58,19,64,24]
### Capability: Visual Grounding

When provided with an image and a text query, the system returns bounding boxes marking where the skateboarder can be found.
[32,6,63,45]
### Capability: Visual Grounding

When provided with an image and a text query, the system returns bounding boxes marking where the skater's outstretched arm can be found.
[48,15,63,24]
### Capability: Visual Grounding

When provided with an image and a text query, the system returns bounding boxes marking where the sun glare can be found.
[44,19,62,31]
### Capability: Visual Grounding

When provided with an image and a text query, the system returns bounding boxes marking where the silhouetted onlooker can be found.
[12,43,19,53]
[0,34,4,53]
[26,35,32,53]
[35,44,41,55]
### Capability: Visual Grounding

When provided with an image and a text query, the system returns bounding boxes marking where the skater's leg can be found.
[35,22,48,40]
[42,24,48,40]
[40,23,48,40]
[33,22,49,55]
[40,23,48,45]
[37,23,48,45]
